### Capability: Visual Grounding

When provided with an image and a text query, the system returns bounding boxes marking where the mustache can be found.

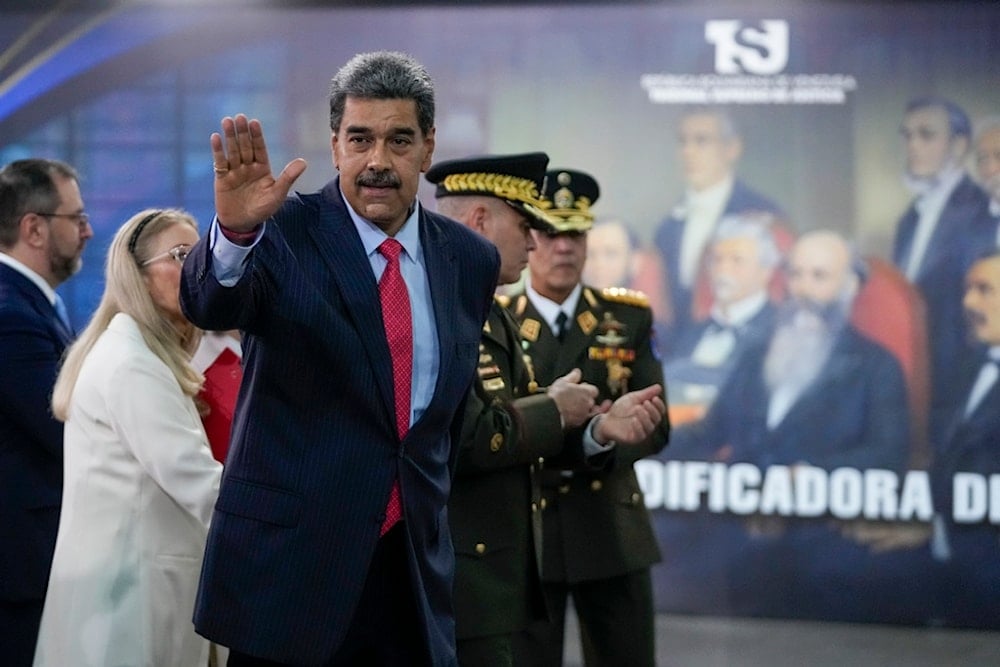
[965,308,986,328]
[356,170,401,188]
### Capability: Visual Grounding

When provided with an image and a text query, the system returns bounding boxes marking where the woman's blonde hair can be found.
[52,208,204,421]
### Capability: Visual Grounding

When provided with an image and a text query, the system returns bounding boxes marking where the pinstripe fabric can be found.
[179,179,500,665]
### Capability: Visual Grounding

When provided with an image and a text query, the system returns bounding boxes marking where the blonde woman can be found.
[34,209,222,667]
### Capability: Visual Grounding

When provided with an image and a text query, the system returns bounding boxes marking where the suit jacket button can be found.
[558,484,570,494]
[590,479,603,492]
[475,542,486,555]
[631,492,641,505]
[490,433,504,452]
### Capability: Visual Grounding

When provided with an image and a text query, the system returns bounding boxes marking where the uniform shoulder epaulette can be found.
[494,293,511,308]
[599,286,650,309]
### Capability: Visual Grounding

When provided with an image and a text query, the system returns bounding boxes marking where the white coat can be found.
[34,313,222,667]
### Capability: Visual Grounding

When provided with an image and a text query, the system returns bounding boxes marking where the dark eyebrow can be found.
[344,125,417,137]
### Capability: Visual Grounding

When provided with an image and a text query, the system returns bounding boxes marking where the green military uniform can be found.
[513,286,668,577]
[511,286,670,666]
[511,168,671,667]
[449,299,565,664]
[427,152,570,666]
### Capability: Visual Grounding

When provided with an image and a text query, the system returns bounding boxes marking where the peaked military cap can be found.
[425,152,556,230]
[538,168,600,233]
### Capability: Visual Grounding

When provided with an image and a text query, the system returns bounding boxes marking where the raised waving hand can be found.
[211,114,308,232]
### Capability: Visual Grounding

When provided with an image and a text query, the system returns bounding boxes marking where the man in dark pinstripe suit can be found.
[180,52,499,667]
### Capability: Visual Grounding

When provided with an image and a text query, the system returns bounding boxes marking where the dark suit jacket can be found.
[450,300,563,640]
[932,354,1000,521]
[509,287,671,583]
[677,325,910,473]
[929,352,1000,627]
[179,180,499,666]
[0,263,72,604]
[653,179,783,352]
[662,301,776,410]
[891,175,994,438]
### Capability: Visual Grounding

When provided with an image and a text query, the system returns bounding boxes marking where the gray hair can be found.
[329,51,435,136]
[712,212,781,268]
[0,158,78,248]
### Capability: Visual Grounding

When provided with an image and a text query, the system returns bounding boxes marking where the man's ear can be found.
[470,203,489,234]
[21,212,47,248]
[420,127,436,173]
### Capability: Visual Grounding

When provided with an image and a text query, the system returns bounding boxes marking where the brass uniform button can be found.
[531,502,538,513]
[490,433,503,452]
[539,498,548,510]
[630,492,641,505]
[475,543,486,555]
[590,479,603,492]
[558,484,571,494]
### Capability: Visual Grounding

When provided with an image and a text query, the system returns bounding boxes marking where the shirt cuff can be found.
[210,217,264,287]
[582,415,616,457]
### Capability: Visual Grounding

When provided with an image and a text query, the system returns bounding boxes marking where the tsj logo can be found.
[639,17,856,105]
[705,19,789,75]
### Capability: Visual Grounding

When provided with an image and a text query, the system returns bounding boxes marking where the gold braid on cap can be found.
[441,172,543,206]
[538,189,594,223]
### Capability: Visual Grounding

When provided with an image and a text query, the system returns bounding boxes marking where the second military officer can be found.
[511,169,671,667]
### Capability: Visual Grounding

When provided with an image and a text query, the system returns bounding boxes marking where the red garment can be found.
[198,347,242,463]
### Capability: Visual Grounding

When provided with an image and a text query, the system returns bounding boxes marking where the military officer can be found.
[429,154,665,666]
[428,152,594,666]
[510,169,671,667]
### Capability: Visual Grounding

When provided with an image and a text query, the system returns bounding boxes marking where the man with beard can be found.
[654,213,781,614]
[662,212,781,420]
[672,230,910,620]
[0,158,93,665]
[891,97,995,444]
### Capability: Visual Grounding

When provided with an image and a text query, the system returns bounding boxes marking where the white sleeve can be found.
[107,353,222,528]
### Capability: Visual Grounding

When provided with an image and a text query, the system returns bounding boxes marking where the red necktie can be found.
[377,238,412,536]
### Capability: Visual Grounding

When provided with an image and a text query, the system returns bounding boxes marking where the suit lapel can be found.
[892,205,919,268]
[419,210,457,419]
[305,181,396,427]
[481,303,508,351]
[940,359,1000,451]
